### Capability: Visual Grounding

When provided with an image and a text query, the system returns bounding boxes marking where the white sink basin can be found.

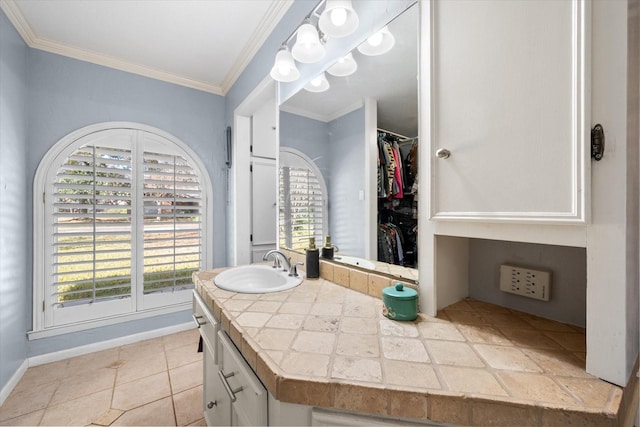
[214,265,303,294]
[333,255,376,270]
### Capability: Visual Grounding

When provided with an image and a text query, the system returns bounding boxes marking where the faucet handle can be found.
[289,262,304,277]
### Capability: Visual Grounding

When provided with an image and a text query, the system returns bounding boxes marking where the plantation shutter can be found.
[52,145,133,308]
[279,166,325,251]
[43,127,207,329]
[142,151,202,298]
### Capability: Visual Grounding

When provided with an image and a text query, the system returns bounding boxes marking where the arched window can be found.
[33,123,212,335]
[279,148,328,251]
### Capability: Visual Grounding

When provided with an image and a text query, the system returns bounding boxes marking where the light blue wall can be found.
[24,50,227,356]
[279,111,331,182]
[468,239,587,327]
[0,10,29,392]
[328,107,366,257]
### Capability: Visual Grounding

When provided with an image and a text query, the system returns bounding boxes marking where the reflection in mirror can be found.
[278,3,418,283]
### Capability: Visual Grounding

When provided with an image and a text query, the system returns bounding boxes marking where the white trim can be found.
[28,302,191,340]
[33,122,213,334]
[364,98,377,260]
[280,100,365,123]
[0,359,28,407]
[0,0,293,95]
[28,322,194,367]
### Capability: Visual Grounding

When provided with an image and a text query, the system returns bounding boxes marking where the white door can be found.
[429,0,589,223]
[252,98,277,159]
[251,159,277,262]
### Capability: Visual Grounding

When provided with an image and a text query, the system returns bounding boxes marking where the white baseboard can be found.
[28,322,194,367]
[0,359,28,406]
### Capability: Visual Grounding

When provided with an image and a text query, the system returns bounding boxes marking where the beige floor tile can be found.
[120,337,165,360]
[383,360,441,389]
[336,334,380,358]
[173,385,203,426]
[292,331,335,354]
[169,360,203,394]
[165,343,203,370]
[50,366,116,405]
[474,344,543,372]
[281,352,330,376]
[382,337,430,363]
[302,315,341,332]
[426,340,484,367]
[442,309,489,325]
[265,313,305,329]
[480,312,533,329]
[40,389,112,426]
[331,356,382,382]
[162,328,200,351]
[187,417,206,426]
[417,321,465,341]
[439,366,508,396]
[11,359,68,391]
[112,371,172,411]
[116,350,168,385]
[0,380,57,422]
[111,396,176,426]
[497,371,578,405]
[66,348,120,375]
[0,409,44,426]
[93,408,124,426]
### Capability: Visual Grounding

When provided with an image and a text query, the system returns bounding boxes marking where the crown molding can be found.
[0,0,293,95]
[220,0,294,94]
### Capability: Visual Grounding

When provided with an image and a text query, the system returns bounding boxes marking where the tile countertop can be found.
[193,269,633,426]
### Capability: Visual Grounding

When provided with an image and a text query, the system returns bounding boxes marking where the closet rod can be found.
[377,128,410,140]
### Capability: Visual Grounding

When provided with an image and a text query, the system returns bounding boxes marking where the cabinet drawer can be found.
[218,330,268,426]
[192,290,219,363]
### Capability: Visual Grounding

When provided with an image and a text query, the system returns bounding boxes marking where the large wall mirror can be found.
[278,1,418,283]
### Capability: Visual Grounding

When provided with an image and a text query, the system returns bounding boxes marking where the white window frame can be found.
[279,147,328,251]
[31,122,213,339]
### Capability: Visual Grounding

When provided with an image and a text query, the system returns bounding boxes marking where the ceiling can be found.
[0,0,293,95]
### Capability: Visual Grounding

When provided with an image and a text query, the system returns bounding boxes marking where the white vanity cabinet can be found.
[193,291,268,426]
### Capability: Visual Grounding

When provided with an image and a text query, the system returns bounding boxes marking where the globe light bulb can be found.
[330,7,347,27]
[277,62,291,76]
[368,31,383,47]
[310,76,322,87]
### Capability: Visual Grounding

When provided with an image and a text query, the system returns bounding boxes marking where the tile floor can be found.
[0,329,204,426]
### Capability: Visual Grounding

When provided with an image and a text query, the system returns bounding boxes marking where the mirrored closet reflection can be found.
[278,2,418,282]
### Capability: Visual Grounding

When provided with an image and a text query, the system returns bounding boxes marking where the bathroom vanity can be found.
[192,267,631,426]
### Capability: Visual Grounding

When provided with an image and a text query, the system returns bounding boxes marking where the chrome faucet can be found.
[263,250,291,272]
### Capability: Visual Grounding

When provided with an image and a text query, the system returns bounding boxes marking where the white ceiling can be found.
[0,0,293,95]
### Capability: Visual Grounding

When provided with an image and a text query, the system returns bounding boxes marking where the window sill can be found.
[28,302,190,340]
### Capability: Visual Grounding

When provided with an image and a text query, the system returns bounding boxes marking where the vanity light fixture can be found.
[304,72,330,92]
[319,0,359,38]
[291,21,326,64]
[270,45,301,82]
[327,52,357,77]
[357,26,395,56]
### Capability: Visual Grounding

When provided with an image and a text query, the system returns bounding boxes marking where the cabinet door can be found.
[251,159,277,252]
[218,331,268,426]
[252,98,277,159]
[204,342,231,426]
[428,0,589,223]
